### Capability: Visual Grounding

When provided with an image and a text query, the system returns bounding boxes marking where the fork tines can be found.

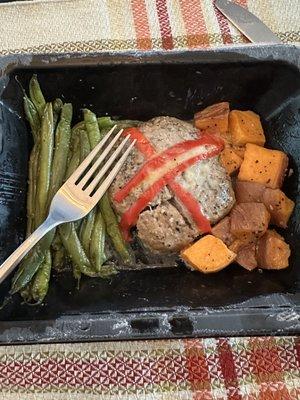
[69,125,136,199]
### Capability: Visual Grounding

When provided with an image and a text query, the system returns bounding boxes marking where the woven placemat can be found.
[0,0,299,55]
[0,0,299,399]
[0,337,299,399]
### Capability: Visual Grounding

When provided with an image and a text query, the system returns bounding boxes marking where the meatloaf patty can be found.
[110,116,235,253]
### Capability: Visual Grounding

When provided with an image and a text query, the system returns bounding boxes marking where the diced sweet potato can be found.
[232,145,246,159]
[194,102,229,136]
[229,236,256,253]
[262,188,295,228]
[256,230,291,269]
[211,216,234,246]
[230,203,270,238]
[235,181,266,203]
[238,143,288,189]
[236,243,257,271]
[220,146,243,175]
[229,110,265,146]
[181,235,236,273]
[267,229,284,240]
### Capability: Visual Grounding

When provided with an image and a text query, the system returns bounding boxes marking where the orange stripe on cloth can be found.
[179,0,209,48]
[213,0,233,44]
[156,0,174,50]
[131,0,152,50]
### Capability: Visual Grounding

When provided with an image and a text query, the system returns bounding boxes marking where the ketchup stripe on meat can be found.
[117,128,223,240]
[118,128,217,233]
[114,132,223,203]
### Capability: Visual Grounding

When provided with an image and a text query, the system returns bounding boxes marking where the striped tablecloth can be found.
[0,0,299,399]
[0,0,299,55]
[0,337,299,399]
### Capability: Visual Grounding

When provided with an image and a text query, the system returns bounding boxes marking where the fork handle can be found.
[0,215,59,284]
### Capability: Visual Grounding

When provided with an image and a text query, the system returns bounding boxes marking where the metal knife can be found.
[215,0,282,43]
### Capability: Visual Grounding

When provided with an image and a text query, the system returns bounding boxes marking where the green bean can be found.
[65,138,80,179]
[24,96,40,236]
[29,75,46,118]
[48,103,73,202]
[99,193,133,264]
[59,223,98,277]
[84,109,107,269]
[52,231,61,250]
[26,152,36,236]
[71,121,85,134]
[97,117,141,132]
[97,116,114,130]
[89,210,106,272]
[20,283,34,304]
[52,98,63,128]
[11,231,55,294]
[79,129,90,160]
[12,101,54,294]
[115,119,141,129]
[36,103,54,227]
[84,109,101,148]
[52,234,65,271]
[98,121,134,264]
[78,130,95,254]
[24,95,40,141]
[53,248,65,272]
[31,250,52,303]
[58,124,96,277]
[79,211,95,255]
[98,264,118,278]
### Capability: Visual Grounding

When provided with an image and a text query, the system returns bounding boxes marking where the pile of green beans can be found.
[11,75,137,304]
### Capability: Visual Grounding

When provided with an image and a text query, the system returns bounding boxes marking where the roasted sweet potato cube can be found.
[229,236,256,253]
[230,203,270,238]
[256,230,291,269]
[212,216,234,246]
[235,181,266,203]
[236,243,257,271]
[262,188,295,228]
[229,110,265,146]
[194,102,229,136]
[232,145,246,159]
[220,146,243,175]
[181,235,236,273]
[238,143,288,189]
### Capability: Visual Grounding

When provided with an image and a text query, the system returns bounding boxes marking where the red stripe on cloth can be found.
[183,339,212,397]
[179,0,210,48]
[248,337,283,384]
[213,0,233,44]
[294,336,300,367]
[131,0,152,50]
[217,339,242,400]
[235,0,248,7]
[156,0,174,50]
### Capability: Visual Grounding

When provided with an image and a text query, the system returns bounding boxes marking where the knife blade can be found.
[215,0,282,44]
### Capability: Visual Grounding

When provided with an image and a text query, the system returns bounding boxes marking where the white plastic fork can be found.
[0,126,136,284]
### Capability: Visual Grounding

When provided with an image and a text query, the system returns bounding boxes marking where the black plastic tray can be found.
[0,44,299,343]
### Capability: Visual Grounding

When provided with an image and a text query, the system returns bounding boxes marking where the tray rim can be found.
[0,43,299,343]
